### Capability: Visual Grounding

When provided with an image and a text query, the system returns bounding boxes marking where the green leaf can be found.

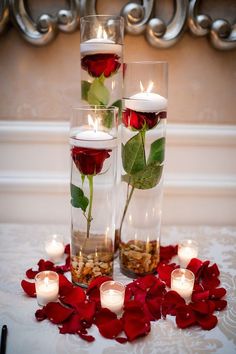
[87,78,109,105]
[70,183,89,212]
[110,99,122,118]
[81,80,91,101]
[122,132,146,175]
[122,164,163,190]
[147,137,165,165]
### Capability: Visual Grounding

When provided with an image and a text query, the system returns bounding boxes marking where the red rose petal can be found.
[59,313,82,334]
[38,259,55,271]
[192,290,210,302]
[203,263,220,278]
[58,274,74,296]
[213,299,227,311]
[78,332,95,342]
[21,280,36,297]
[60,287,86,308]
[64,244,70,255]
[209,287,226,300]
[35,308,47,321]
[135,274,157,291]
[197,313,218,330]
[146,297,162,320]
[175,305,197,329]
[202,277,220,290]
[94,308,117,327]
[45,302,74,324]
[190,301,212,315]
[123,316,150,342]
[98,318,123,339]
[162,291,186,317]
[157,263,179,287]
[187,258,204,279]
[160,245,178,262]
[116,337,128,344]
[26,268,39,279]
[87,276,112,304]
[76,301,96,324]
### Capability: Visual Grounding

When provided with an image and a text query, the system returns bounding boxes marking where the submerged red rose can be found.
[122,109,166,130]
[71,146,111,175]
[81,54,121,78]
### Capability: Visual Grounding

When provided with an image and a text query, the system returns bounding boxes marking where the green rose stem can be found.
[86,175,94,238]
[119,182,135,235]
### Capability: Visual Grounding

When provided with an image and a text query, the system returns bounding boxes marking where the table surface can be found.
[0,224,236,354]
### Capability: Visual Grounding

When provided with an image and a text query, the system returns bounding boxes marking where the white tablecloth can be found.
[0,224,235,354]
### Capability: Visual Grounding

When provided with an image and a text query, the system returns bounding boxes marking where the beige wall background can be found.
[0,1,236,125]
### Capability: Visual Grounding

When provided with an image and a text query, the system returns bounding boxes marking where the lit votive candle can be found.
[171,268,195,302]
[35,271,59,306]
[178,239,199,268]
[100,281,125,315]
[45,234,64,263]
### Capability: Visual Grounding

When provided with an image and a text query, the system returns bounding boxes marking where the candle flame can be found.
[88,114,98,132]
[139,80,154,93]
[97,25,107,40]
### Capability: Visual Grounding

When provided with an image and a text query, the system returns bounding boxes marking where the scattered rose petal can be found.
[60,287,86,308]
[192,290,209,302]
[123,316,150,342]
[26,268,39,279]
[35,308,47,321]
[21,280,36,297]
[98,318,123,339]
[87,276,112,303]
[160,245,178,262]
[135,274,157,291]
[162,291,185,318]
[157,263,179,287]
[209,287,226,300]
[59,313,82,334]
[187,258,204,280]
[146,297,162,320]
[94,308,117,327]
[175,305,197,329]
[38,259,55,272]
[190,301,214,315]
[64,244,70,255]
[58,274,74,296]
[116,337,128,344]
[76,301,96,324]
[213,299,227,311]
[45,302,74,324]
[196,313,218,330]
[78,332,95,342]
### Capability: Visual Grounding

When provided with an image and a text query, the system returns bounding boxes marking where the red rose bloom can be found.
[122,109,166,130]
[72,146,111,175]
[81,54,121,78]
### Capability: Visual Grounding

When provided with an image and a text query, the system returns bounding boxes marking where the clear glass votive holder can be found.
[171,268,195,302]
[45,234,64,263]
[178,239,199,268]
[35,271,59,306]
[100,280,125,315]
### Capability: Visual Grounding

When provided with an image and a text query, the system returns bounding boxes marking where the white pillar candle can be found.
[100,281,125,315]
[45,234,64,263]
[178,239,199,268]
[35,271,59,306]
[171,268,195,302]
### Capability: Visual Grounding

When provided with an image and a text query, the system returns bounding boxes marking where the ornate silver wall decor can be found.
[1,0,236,50]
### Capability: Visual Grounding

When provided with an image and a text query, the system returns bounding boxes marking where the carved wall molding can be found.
[0,0,235,50]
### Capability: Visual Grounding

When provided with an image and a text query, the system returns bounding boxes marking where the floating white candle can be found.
[80,38,122,56]
[171,268,195,302]
[100,281,125,315]
[178,240,199,268]
[124,80,167,113]
[45,234,64,263]
[35,271,59,306]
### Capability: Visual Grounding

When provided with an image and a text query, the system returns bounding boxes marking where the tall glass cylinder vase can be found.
[70,106,118,287]
[80,15,124,255]
[119,62,168,278]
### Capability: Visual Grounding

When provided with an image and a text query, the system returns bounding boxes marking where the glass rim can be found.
[35,270,59,281]
[80,14,124,22]
[178,239,199,247]
[71,105,119,112]
[171,268,195,279]
[100,280,125,291]
[124,60,168,65]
